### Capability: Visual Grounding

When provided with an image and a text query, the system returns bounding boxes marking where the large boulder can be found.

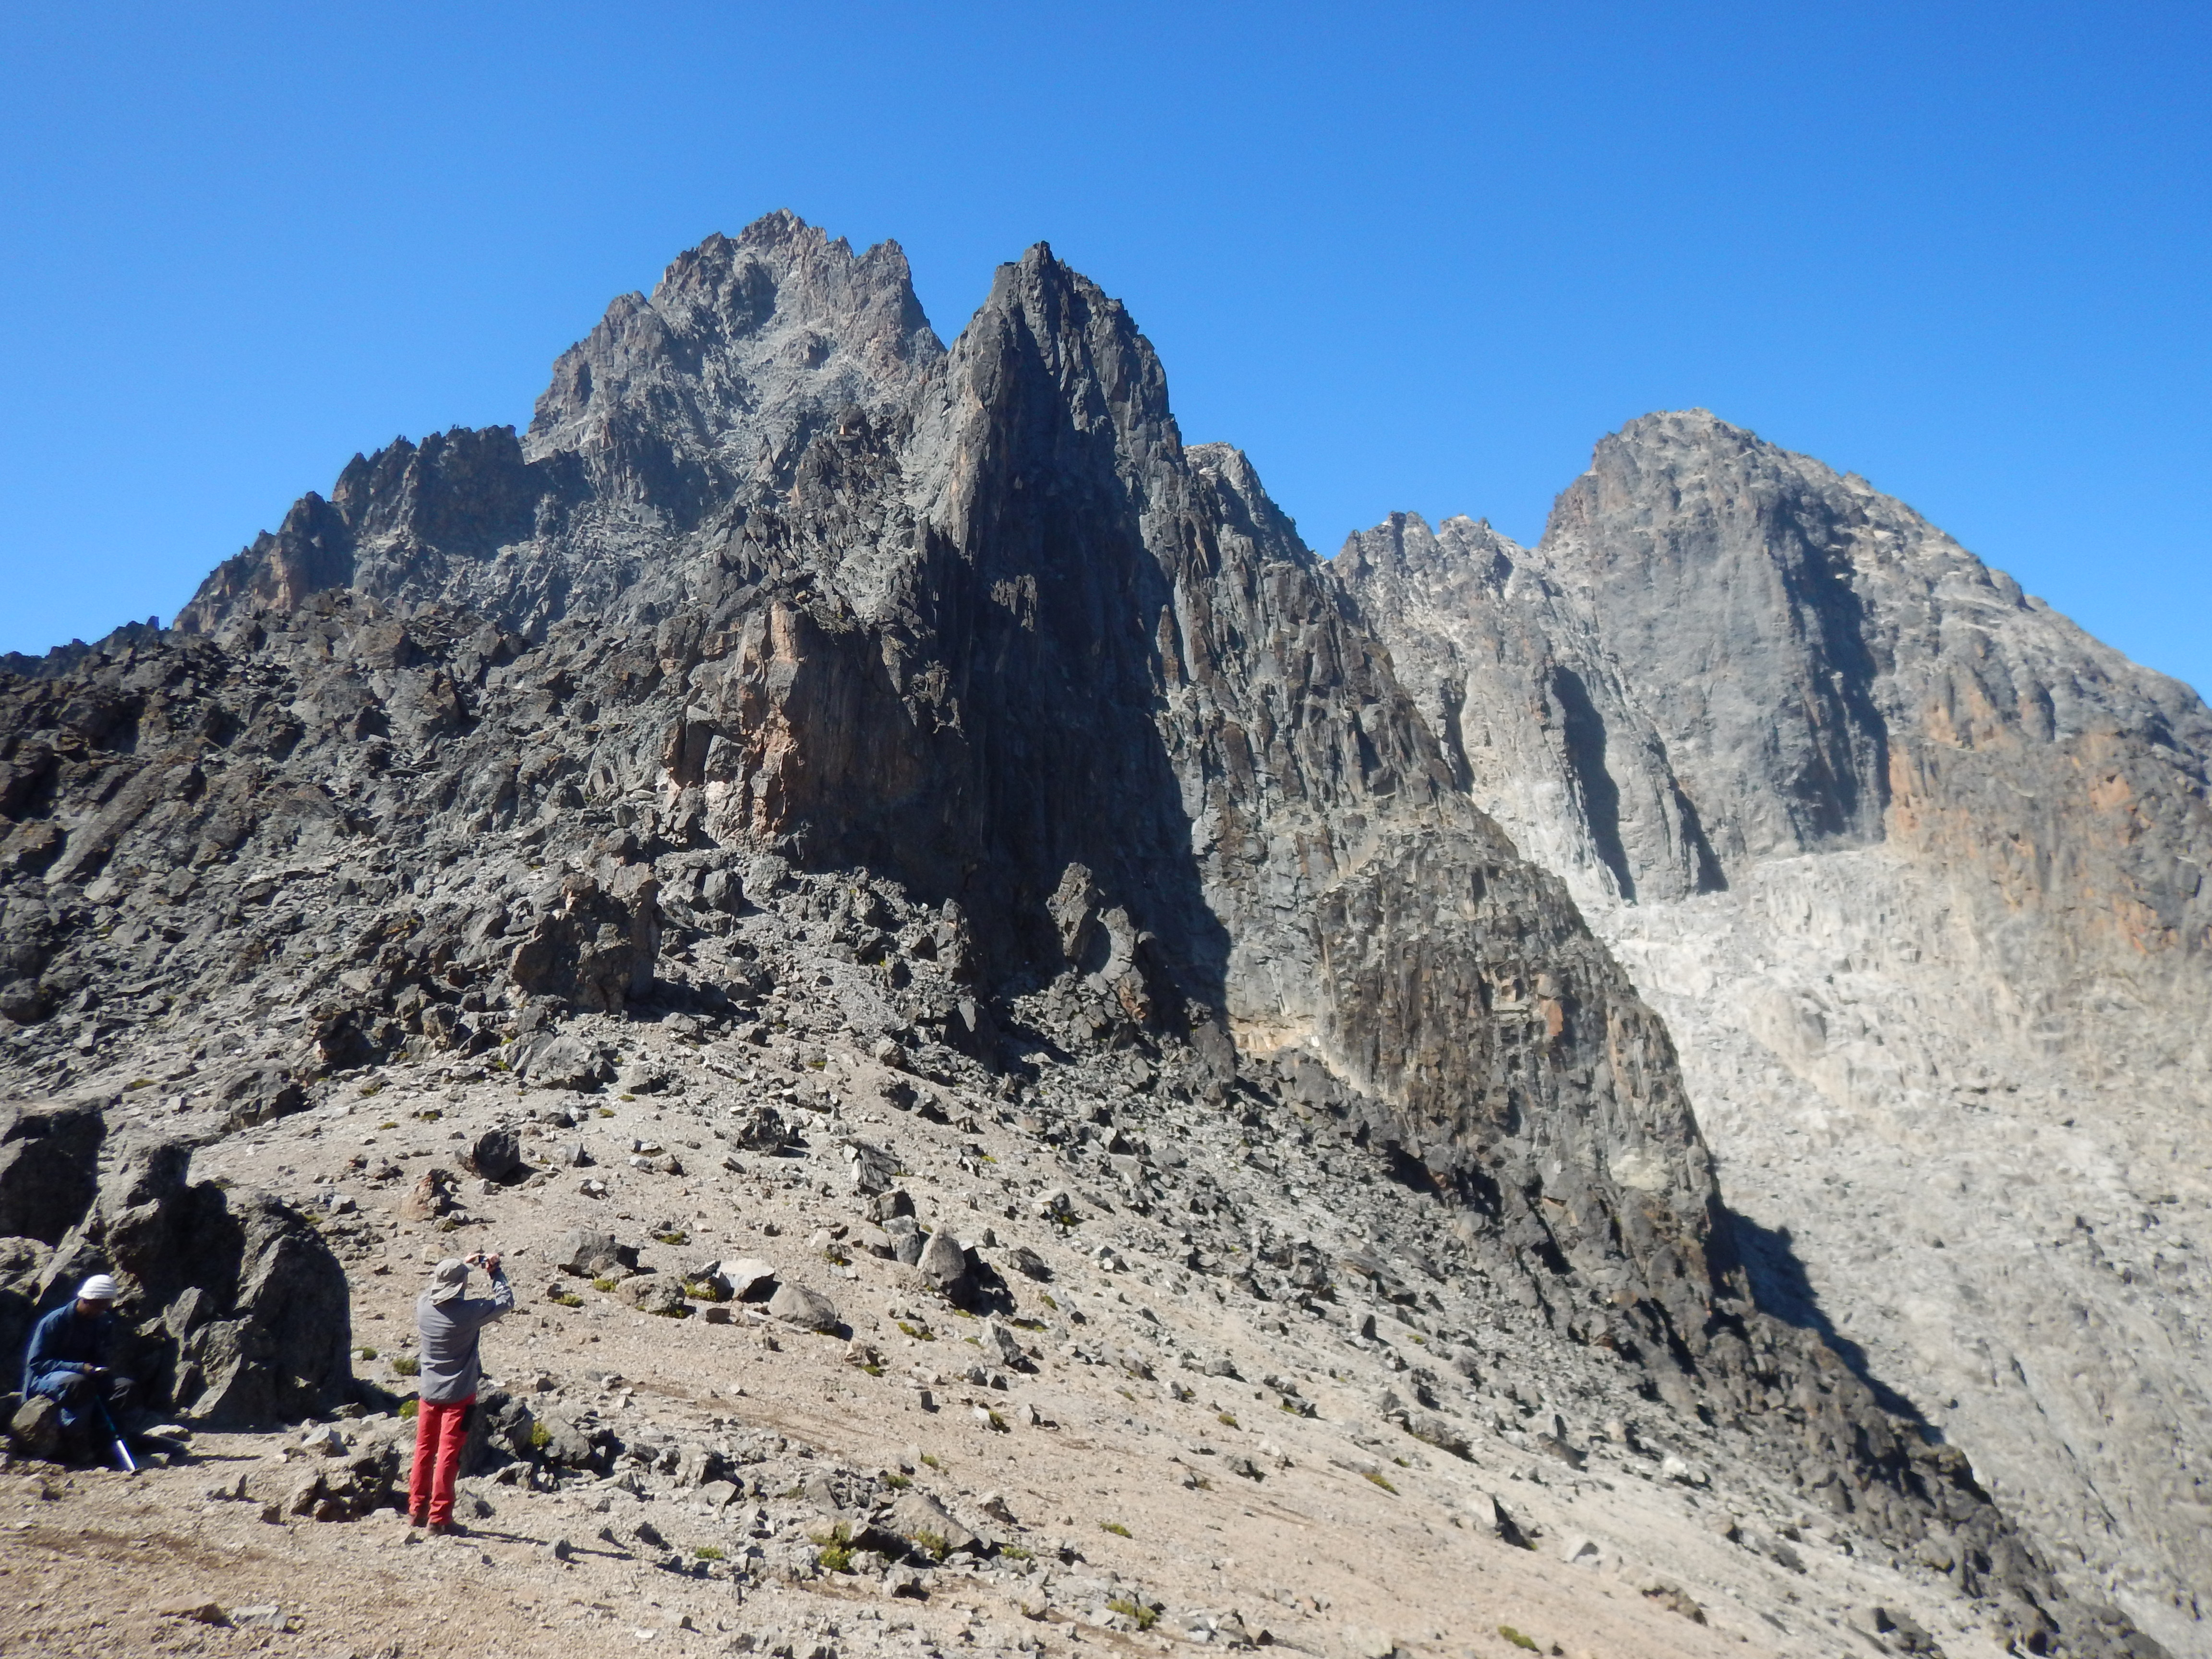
[0,1098,104,1245]
[720,1258,779,1301]
[507,869,660,1013]
[887,1490,978,1555]
[7,1393,62,1460]
[180,1190,354,1426]
[397,1167,458,1221]
[510,1031,613,1091]
[216,1065,307,1130]
[464,1125,526,1184]
[978,1319,1029,1370]
[725,1104,791,1151]
[916,1228,971,1293]
[554,1227,636,1277]
[59,1137,353,1427]
[532,1407,616,1472]
[842,1140,900,1196]
[883,1216,925,1266]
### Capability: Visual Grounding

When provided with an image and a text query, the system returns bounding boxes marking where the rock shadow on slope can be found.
[1726,1207,1931,1429]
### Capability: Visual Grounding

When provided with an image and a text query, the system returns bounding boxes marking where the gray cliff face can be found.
[1344,409,2212,1649]
[1338,511,1723,904]
[0,227,2169,1657]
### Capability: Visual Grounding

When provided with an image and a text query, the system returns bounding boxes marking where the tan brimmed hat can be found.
[428,1258,470,1304]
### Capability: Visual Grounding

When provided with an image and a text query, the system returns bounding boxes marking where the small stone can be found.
[159,1600,229,1625]
[721,1258,780,1301]
[768,1281,841,1333]
[1659,1454,1707,1486]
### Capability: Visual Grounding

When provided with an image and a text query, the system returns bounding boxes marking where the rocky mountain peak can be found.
[525,211,942,520]
[174,213,951,641]
[1334,510,1521,593]
[1532,409,1893,865]
[1346,410,2212,1646]
[907,242,1179,539]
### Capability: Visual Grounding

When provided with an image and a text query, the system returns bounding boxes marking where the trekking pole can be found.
[90,1390,137,1475]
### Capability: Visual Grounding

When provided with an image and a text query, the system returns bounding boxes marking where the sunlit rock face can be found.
[1343,409,2212,1645]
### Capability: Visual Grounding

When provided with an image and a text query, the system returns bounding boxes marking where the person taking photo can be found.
[408,1250,512,1534]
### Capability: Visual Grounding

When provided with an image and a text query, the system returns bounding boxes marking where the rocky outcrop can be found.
[0,1133,352,1428]
[1342,411,2212,1648]
[507,867,662,1012]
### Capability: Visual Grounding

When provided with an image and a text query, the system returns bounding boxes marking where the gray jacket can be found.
[413,1270,514,1404]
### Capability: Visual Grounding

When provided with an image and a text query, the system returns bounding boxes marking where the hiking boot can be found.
[407,1510,428,1529]
[427,1520,467,1538]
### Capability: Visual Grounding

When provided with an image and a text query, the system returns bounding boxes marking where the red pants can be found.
[408,1397,472,1525]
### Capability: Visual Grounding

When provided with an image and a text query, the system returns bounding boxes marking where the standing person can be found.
[20,1274,134,1462]
[408,1250,512,1534]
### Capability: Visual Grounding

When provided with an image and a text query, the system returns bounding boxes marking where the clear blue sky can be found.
[3,2,2206,695]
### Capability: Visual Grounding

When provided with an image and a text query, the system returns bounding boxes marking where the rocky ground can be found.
[2,985,2017,1659]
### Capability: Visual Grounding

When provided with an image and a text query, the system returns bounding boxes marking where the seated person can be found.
[22,1274,134,1456]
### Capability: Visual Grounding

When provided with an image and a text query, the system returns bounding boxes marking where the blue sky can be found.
[3,2,2206,694]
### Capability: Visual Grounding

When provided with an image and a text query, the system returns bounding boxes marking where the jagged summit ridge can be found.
[176,213,946,638]
[526,212,942,516]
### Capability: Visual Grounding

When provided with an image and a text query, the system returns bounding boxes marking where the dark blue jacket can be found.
[22,1302,115,1396]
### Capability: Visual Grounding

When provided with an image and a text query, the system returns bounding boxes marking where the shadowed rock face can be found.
[0,223,2167,1654]
[0,1097,104,1245]
[1343,410,2212,1648]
